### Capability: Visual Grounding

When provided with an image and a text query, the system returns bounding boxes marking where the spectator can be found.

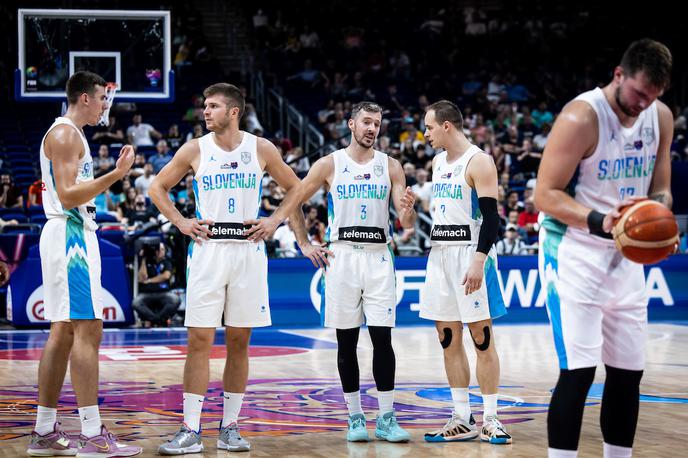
[127,113,162,147]
[134,163,156,197]
[92,116,125,145]
[285,147,309,177]
[130,152,147,178]
[505,190,523,214]
[273,218,299,257]
[244,103,264,136]
[261,180,284,215]
[93,144,115,177]
[533,122,551,151]
[507,209,529,240]
[27,179,44,208]
[151,140,174,174]
[0,173,23,209]
[183,95,205,122]
[411,169,432,214]
[496,224,528,255]
[165,124,184,150]
[127,193,157,228]
[133,241,180,327]
[117,187,138,222]
[403,162,417,187]
[186,123,205,143]
[517,197,540,242]
[305,205,326,244]
[515,138,543,178]
[532,101,554,128]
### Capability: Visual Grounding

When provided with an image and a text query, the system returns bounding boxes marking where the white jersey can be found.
[326,149,391,245]
[541,87,660,241]
[193,131,263,242]
[39,117,97,230]
[429,145,484,246]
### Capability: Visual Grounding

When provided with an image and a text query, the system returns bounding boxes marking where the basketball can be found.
[612,199,679,264]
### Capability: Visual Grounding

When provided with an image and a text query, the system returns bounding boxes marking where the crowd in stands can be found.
[1,2,688,315]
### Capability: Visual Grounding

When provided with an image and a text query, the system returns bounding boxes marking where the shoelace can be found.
[351,417,365,429]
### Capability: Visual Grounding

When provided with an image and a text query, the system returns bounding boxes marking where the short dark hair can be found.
[66,71,107,105]
[203,83,245,118]
[426,100,463,130]
[620,38,672,90]
[350,101,383,120]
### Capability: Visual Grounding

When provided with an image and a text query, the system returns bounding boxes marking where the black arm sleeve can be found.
[477,197,499,255]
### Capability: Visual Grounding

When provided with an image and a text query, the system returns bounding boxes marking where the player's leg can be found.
[600,299,647,458]
[217,326,252,452]
[466,319,511,444]
[362,246,409,443]
[28,322,77,456]
[218,242,270,452]
[326,244,367,441]
[539,227,604,457]
[160,241,225,455]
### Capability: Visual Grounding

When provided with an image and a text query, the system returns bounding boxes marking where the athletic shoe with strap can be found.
[480,416,512,444]
[424,414,479,442]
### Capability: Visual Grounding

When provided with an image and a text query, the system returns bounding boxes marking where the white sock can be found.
[482,393,498,419]
[548,448,578,458]
[221,392,244,427]
[450,387,471,420]
[377,390,394,415]
[343,391,364,416]
[183,392,204,432]
[604,443,632,458]
[35,406,57,435]
[78,405,102,438]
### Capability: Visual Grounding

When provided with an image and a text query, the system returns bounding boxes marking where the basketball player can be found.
[246,101,417,443]
[27,71,142,457]
[534,39,673,458]
[418,101,511,445]
[152,83,329,455]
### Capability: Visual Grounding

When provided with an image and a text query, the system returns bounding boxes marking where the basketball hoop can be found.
[97,82,118,126]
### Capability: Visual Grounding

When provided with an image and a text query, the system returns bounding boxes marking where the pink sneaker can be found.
[77,426,142,457]
[27,422,77,456]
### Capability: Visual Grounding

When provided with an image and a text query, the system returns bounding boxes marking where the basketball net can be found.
[97,82,118,126]
[60,82,118,126]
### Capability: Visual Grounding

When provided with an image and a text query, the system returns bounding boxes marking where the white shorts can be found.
[420,244,506,323]
[323,243,396,329]
[40,218,103,322]
[539,225,647,371]
[185,240,271,328]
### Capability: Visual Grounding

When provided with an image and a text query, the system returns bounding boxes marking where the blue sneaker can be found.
[346,414,369,442]
[375,412,410,442]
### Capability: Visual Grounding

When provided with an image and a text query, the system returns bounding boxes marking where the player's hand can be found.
[398,186,416,224]
[462,257,485,295]
[0,261,9,286]
[602,196,646,233]
[244,217,280,242]
[177,218,214,242]
[299,242,334,269]
[115,144,135,176]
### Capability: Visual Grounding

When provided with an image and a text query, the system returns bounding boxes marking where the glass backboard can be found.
[16,9,173,102]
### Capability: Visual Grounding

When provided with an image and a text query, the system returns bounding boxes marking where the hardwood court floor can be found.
[1,323,687,457]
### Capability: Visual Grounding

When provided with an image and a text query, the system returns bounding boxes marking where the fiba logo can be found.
[25,286,127,322]
[82,162,92,177]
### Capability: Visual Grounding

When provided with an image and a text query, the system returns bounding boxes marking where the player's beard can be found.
[352,129,375,148]
[615,86,640,117]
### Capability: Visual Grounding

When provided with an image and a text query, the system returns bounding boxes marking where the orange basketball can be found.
[612,199,679,264]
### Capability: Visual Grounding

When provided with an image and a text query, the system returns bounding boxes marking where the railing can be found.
[250,73,324,155]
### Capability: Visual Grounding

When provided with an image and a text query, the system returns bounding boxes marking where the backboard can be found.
[16,9,173,102]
